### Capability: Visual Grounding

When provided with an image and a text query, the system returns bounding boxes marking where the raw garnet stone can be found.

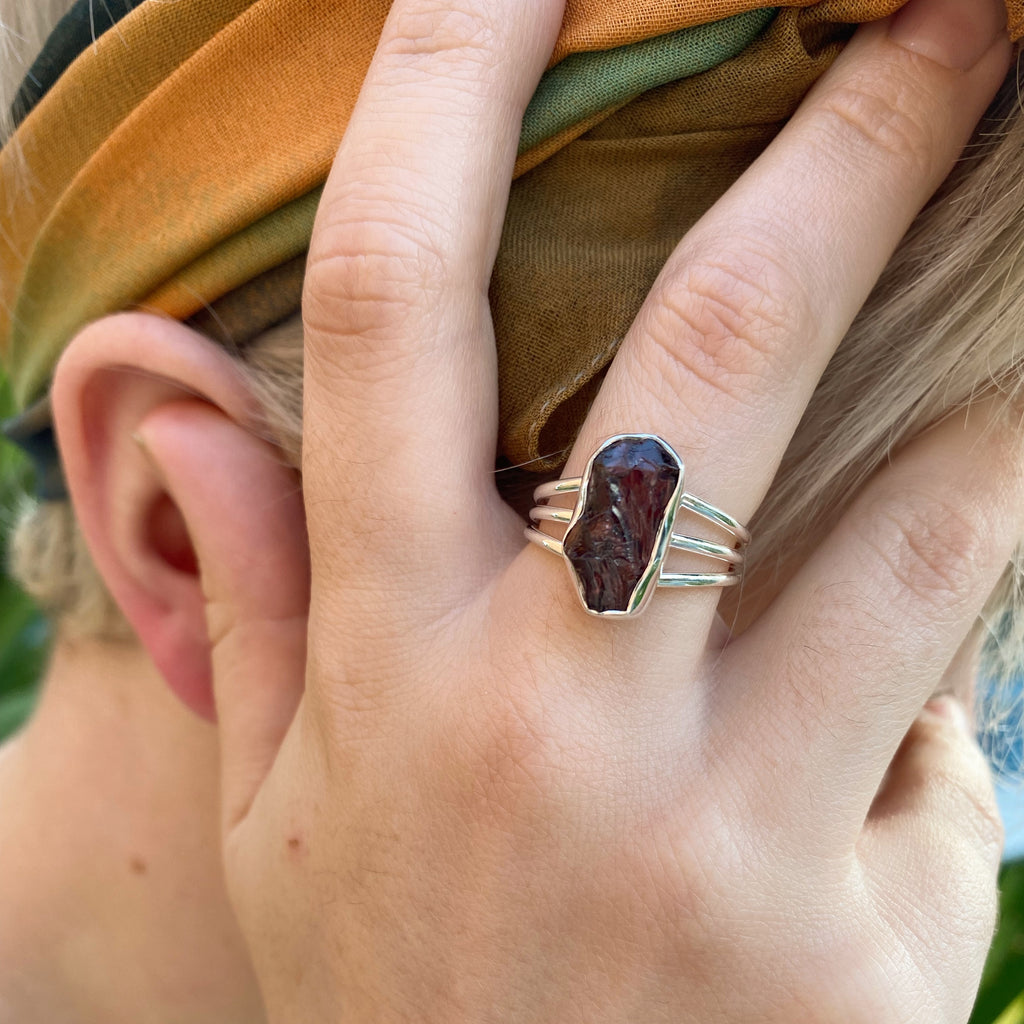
[563,436,680,614]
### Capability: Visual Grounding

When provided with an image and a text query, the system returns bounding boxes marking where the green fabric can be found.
[187,255,308,348]
[177,10,779,349]
[521,8,777,153]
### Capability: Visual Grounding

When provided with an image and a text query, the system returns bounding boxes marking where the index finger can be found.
[302,0,564,596]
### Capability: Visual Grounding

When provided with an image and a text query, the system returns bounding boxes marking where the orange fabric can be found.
[1,0,390,405]
[496,4,856,469]
[2,0,1020,422]
[1,0,769,411]
[556,0,1023,60]
[1011,3,1024,39]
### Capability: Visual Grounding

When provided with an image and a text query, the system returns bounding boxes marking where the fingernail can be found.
[889,0,1007,71]
[924,695,975,735]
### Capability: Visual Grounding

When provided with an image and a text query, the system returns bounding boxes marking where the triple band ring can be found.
[525,434,750,618]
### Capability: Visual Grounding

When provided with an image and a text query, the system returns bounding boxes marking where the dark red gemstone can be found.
[563,437,681,614]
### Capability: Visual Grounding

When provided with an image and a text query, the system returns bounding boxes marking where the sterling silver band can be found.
[524,525,741,588]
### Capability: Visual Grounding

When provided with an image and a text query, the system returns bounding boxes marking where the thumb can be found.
[136,398,309,831]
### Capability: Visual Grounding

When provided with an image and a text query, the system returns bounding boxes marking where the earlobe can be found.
[51,312,308,722]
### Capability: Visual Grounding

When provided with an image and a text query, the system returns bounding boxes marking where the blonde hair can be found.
[0,0,306,639]
[2,2,1024,760]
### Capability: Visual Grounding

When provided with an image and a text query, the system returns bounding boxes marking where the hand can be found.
[142,0,1016,1019]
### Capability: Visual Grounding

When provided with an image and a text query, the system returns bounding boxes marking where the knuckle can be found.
[303,214,447,373]
[380,2,499,77]
[640,250,808,409]
[857,488,989,614]
[816,78,937,183]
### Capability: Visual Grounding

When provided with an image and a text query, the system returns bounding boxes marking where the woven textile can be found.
[1,0,1018,473]
[497,4,869,467]
[1,1,777,411]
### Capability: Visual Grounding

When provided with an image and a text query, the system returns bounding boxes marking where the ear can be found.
[51,311,308,722]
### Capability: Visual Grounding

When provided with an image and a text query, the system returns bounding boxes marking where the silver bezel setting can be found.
[525,433,749,620]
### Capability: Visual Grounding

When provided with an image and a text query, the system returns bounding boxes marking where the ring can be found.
[525,434,749,618]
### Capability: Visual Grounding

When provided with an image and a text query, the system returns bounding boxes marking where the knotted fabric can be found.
[1,0,1019,474]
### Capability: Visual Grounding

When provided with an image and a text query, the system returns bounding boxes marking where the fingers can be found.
[584,9,1010,500]
[860,698,1001,1020]
[302,0,564,598]
[720,397,1024,833]
[518,6,1011,643]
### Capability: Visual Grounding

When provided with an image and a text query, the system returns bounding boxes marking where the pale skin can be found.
[0,640,265,1022]
[0,0,1017,1019]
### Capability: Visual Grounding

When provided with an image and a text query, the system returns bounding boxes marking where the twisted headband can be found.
[1,0,1018,492]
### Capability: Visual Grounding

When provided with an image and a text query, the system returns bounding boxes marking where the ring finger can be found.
[513,3,1011,652]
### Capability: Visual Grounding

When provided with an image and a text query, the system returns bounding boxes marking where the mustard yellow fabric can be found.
[554,0,931,59]
[1,0,1019,472]
[1,1,776,412]
[1,0,387,407]
[496,4,874,469]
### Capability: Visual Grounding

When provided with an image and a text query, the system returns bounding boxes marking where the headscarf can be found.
[1,0,1018,482]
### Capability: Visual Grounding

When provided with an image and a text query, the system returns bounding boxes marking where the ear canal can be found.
[146,491,200,576]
